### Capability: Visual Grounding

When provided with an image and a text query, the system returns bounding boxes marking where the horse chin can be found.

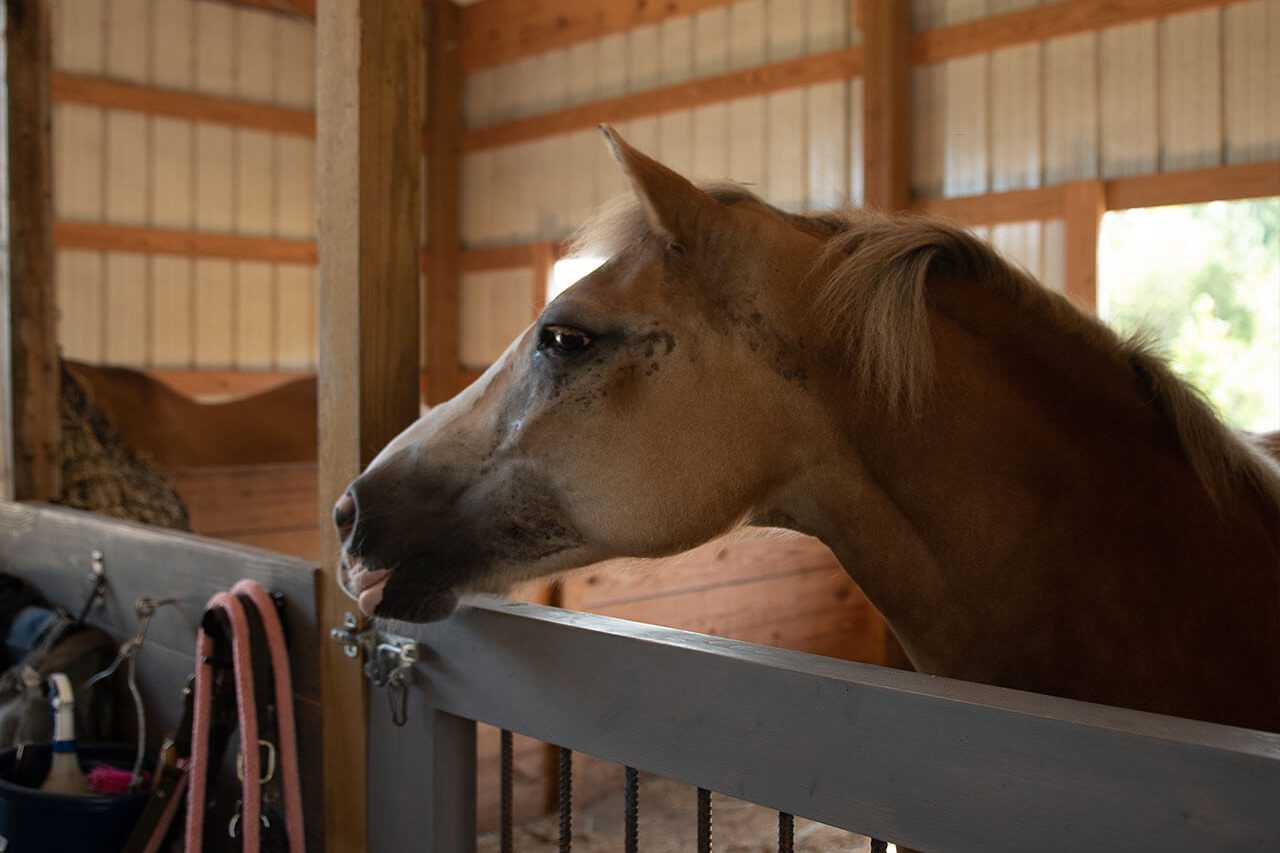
[373,587,459,623]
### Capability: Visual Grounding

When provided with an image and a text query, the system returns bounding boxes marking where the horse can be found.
[63,360,317,468]
[334,126,1280,734]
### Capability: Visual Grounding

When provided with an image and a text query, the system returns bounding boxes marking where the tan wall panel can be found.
[151,117,195,229]
[54,104,105,220]
[53,0,106,73]
[151,0,196,90]
[1100,21,1159,178]
[105,111,149,225]
[103,253,149,367]
[150,256,195,368]
[1224,0,1280,164]
[1161,9,1224,171]
[1043,32,1099,184]
[234,262,275,368]
[56,250,105,363]
[275,265,316,370]
[106,0,148,83]
[194,259,234,367]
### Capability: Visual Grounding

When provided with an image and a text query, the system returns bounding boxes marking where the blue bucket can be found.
[0,743,151,853]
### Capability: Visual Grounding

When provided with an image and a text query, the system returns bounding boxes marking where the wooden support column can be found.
[862,0,912,211]
[316,1,422,849]
[1,0,60,502]
[426,0,462,405]
[1064,179,1106,311]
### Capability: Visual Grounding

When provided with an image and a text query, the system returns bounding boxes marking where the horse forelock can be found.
[568,185,1280,511]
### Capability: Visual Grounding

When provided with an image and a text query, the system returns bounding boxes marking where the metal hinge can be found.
[329,612,419,725]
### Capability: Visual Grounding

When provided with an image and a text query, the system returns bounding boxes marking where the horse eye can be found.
[667,241,686,257]
[538,324,593,356]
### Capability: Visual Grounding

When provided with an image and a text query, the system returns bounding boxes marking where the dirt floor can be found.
[477,773,885,852]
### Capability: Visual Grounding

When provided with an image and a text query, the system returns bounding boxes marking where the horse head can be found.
[335,127,841,622]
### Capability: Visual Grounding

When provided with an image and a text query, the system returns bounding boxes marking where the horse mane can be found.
[570,184,1280,509]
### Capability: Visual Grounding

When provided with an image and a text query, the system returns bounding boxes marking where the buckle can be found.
[235,739,277,783]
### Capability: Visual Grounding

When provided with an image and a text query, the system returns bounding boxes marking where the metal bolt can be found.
[343,612,359,630]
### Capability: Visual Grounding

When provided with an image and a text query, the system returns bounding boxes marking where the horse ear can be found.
[600,124,722,246]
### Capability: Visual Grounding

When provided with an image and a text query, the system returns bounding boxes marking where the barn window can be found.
[548,256,607,303]
[1099,198,1280,433]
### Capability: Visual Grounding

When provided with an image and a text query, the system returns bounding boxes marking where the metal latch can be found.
[329,612,418,725]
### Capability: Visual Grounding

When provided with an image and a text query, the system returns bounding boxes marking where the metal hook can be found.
[84,597,176,791]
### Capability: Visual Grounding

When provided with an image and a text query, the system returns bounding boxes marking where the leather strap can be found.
[122,581,305,853]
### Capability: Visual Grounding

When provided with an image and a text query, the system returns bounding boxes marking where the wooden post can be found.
[426,0,462,406]
[1,0,60,502]
[1064,180,1106,311]
[316,1,422,849]
[862,0,911,211]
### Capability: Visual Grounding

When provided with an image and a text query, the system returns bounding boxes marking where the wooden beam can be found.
[317,1,423,850]
[426,0,463,407]
[459,242,536,272]
[462,48,863,153]
[1064,180,1106,311]
[225,0,318,16]
[1105,160,1280,211]
[914,0,1247,65]
[458,1,1248,154]
[460,0,736,72]
[54,222,317,264]
[862,0,911,211]
[911,185,1068,225]
[3,0,60,502]
[146,368,310,399]
[53,72,316,136]
[460,0,1241,76]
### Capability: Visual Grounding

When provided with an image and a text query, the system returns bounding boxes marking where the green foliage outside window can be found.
[1099,198,1280,433]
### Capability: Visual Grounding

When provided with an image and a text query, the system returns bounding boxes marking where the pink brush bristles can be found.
[86,764,149,795]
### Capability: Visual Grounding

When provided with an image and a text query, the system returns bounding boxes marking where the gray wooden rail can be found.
[369,596,1280,853]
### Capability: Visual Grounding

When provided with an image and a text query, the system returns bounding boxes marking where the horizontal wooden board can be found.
[224,527,321,561]
[53,71,316,136]
[914,0,1240,65]
[564,534,846,609]
[147,368,313,400]
[394,598,1280,852]
[55,221,318,264]
[462,48,864,152]
[166,462,318,534]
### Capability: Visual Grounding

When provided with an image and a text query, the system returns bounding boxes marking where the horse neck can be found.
[803,274,1280,709]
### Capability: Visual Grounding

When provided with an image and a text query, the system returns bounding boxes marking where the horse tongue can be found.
[358,580,387,617]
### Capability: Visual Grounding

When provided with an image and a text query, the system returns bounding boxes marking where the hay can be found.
[56,363,191,531]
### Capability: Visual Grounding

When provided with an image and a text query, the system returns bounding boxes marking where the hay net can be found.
[57,362,191,531]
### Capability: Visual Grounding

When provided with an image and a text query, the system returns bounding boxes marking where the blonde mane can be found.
[571,186,1280,508]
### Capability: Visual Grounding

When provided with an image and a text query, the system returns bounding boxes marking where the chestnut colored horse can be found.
[337,127,1280,733]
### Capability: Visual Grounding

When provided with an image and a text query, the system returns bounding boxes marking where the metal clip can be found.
[329,612,418,726]
[236,739,278,783]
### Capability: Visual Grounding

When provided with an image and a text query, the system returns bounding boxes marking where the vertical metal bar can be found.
[500,729,514,853]
[870,839,889,853]
[558,747,573,853]
[696,787,712,853]
[777,812,794,853]
[623,766,639,853]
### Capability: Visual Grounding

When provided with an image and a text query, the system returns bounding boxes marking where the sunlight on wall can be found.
[1099,198,1280,433]
[548,257,607,304]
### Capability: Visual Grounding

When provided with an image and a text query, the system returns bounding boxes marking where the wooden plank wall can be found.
[50,0,319,371]
[456,0,1280,368]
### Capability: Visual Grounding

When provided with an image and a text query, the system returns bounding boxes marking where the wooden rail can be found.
[374,597,1280,852]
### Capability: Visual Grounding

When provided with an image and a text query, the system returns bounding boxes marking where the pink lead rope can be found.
[185,583,305,852]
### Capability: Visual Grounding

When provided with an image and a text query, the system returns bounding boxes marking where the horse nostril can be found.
[333,491,357,536]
